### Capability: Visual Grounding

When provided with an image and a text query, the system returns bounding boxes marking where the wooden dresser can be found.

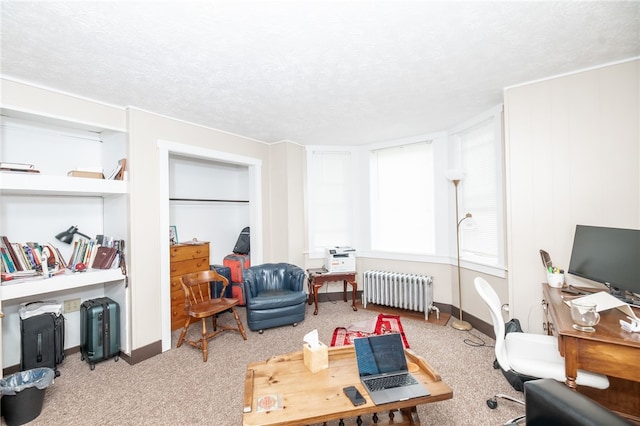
[169,242,210,331]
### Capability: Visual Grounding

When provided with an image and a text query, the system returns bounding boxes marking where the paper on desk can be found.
[303,329,320,348]
[564,291,638,319]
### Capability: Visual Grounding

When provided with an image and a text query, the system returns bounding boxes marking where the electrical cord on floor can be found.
[463,329,493,348]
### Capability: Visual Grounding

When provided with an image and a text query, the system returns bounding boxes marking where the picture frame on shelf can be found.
[169,226,179,245]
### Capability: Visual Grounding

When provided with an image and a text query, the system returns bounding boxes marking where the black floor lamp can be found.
[447,170,473,331]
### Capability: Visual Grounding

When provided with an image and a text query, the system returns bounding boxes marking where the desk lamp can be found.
[55,226,91,244]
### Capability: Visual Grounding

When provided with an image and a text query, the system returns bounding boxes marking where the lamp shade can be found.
[445,168,465,182]
[55,226,91,244]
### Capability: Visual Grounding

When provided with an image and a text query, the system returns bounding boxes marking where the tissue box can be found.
[303,342,328,373]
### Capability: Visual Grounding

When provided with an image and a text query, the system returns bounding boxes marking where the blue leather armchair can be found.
[243,263,307,333]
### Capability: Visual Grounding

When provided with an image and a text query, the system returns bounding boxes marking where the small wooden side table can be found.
[307,269,357,315]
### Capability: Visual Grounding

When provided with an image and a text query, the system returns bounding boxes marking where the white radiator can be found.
[363,270,439,320]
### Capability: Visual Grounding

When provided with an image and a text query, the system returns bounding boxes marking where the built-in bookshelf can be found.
[1,269,125,302]
[0,108,130,371]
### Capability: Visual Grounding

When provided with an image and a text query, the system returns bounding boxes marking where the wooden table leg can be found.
[349,279,358,311]
[313,284,320,315]
[307,276,314,305]
[564,336,579,389]
[405,406,420,425]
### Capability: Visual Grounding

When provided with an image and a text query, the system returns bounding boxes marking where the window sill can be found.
[307,249,507,279]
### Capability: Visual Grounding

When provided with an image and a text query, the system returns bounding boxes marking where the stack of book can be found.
[67,169,104,179]
[0,236,66,278]
[0,162,40,173]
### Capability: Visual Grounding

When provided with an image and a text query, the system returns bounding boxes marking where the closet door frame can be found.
[157,140,263,351]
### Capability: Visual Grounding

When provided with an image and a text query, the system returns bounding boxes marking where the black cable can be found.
[463,329,493,348]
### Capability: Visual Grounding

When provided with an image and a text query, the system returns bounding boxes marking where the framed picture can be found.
[169,225,179,245]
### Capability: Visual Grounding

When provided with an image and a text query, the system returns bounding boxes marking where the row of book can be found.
[1,235,123,279]
[0,236,66,275]
[67,238,121,271]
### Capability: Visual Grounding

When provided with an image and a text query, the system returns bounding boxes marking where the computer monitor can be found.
[568,225,640,303]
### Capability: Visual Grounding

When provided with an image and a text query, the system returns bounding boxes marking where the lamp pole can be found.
[452,178,472,331]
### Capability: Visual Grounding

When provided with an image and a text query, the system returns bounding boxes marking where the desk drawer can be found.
[169,243,209,262]
[170,258,209,276]
[170,276,183,294]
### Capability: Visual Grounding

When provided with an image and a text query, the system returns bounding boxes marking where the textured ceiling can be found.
[1,1,639,145]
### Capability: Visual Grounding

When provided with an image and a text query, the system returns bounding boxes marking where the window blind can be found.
[457,117,499,263]
[308,150,352,252]
[370,141,434,254]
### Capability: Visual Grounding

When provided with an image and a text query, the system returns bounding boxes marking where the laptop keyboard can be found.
[365,374,418,391]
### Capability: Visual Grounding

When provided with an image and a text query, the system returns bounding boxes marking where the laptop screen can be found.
[354,333,408,377]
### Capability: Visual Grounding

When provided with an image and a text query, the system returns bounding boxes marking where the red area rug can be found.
[330,314,410,348]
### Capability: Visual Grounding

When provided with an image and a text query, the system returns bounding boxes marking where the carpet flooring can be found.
[9,300,526,425]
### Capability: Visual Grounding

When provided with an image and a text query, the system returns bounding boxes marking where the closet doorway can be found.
[158,140,263,351]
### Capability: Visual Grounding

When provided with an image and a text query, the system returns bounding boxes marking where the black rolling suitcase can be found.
[232,226,250,255]
[80,297,120,370]
[20,312,65,377]
[210,264,233,298]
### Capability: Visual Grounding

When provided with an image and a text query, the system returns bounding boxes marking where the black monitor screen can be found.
[568,225,640,296]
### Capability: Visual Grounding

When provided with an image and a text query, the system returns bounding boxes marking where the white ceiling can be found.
[1,1,639,146]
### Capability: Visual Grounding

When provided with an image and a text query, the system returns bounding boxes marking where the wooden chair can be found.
[176,270,247,362]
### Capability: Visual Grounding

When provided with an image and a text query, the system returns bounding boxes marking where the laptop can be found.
[353,333,430,405]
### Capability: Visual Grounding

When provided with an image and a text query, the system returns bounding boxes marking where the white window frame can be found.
[305,147,357,258]
[304,106,505,278]
[447,104,505,273]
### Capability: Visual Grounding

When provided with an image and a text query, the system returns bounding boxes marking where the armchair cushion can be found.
[243,263,307,331]
[248,290,307,311]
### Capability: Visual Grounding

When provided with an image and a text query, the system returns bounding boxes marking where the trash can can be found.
[1,367,55,426]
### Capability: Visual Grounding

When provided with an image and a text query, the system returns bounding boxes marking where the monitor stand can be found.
[606,283,640,308]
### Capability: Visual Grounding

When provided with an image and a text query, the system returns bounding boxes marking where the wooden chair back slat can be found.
[181,269,230,307]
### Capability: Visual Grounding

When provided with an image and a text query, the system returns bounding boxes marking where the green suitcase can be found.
[80,297,120,370]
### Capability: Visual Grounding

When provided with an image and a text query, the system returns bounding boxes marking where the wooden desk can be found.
[542,284,640,419]
[242,345,453,426]
[307,270,358,315]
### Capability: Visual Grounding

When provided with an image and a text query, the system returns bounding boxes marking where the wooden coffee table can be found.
[242,345,453,426]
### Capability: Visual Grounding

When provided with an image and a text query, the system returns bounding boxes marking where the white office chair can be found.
[474,277,609,425]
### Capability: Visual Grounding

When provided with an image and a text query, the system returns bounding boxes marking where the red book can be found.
[91,246,118,269]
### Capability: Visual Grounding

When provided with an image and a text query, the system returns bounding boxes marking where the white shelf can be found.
[0,269,125,301]
[0,172,127,196]
[1,102,132,368]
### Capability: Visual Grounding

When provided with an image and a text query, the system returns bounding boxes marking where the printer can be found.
[325,246,356,273]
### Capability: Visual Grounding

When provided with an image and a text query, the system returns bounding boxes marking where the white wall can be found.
[126,108,273,352]
[169,155,250,263]
[504,59,640,332]
[269,141,306,266]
